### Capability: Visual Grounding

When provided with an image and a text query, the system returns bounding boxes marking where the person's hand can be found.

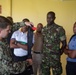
[26,59,33,65]
[64,48,69,55]
[25,22,34,27]
[30,22,34,27]
[64,46,69,54]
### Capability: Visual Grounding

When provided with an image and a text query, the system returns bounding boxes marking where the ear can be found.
[53,17,56,21]
[54,17,56,20]
[74,22,76,25]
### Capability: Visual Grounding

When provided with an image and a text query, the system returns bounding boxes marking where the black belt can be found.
[33,51,41,54]
[13,54,28,62]
[67,61,76,64]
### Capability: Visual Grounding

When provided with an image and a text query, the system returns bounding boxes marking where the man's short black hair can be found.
[47,11,55,18]
[7,16,13,24]
[22,18,30,22]
[0,16,12,29]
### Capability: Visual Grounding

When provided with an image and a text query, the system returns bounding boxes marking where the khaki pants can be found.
[32,53,42,75]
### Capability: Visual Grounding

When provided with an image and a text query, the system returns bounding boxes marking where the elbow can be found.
[64,49,68,55]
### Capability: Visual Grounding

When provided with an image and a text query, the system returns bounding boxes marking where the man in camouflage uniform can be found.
[0,16,28,75]
[0,16,13,75]
[41,11,67,75]
[0,40,26,75]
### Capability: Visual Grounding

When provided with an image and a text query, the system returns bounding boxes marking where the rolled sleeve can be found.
[59,27,66,41]
[11,32,16,40]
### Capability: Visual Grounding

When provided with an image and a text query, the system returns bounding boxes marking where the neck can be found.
[0,37,2,41]
[47,22,54,26]
[36,31,41,33]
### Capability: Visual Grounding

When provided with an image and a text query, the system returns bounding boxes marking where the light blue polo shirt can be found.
[67,35,76,62]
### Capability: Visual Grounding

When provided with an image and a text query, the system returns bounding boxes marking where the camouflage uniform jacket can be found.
[12,22,21,32]
[12,22,26,32]
[0,41,26,75]
[42,23,66,67]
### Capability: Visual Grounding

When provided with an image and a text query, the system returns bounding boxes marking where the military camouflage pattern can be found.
[12,22,26,32]
[12,22,21,32]
[41,23,66,75]
[0,22,28,75]
[0,41,27,75]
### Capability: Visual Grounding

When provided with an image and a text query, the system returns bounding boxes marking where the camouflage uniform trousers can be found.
[0,66,10,75]
[2,61,27,75]
[1,58,27,75]
[0,41,27,75]
[41,47,62,75]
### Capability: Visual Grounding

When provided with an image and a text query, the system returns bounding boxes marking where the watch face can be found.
[15,41,17,45]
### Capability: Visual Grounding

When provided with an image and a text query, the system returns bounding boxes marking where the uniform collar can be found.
[46,23,55,29]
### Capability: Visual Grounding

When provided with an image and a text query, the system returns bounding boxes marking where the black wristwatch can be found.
[15,41,18,45]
